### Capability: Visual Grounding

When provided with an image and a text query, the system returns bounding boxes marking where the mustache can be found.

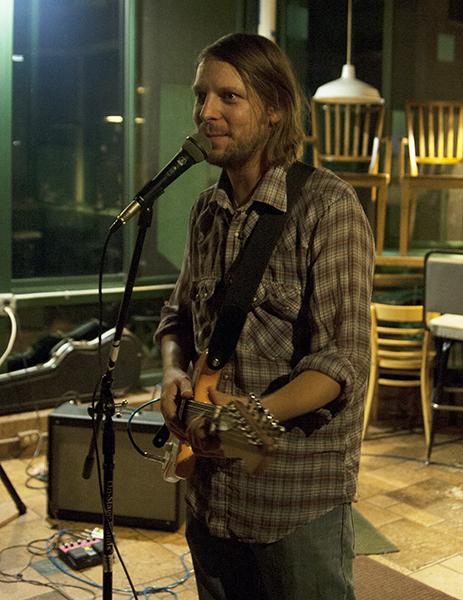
[200,125,229,136]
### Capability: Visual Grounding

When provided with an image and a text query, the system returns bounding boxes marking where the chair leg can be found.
[399,183,410,255]
[375,185,386,255]
[421,331,433,450]
[362,364,378,440]
[409,191,418,244]
[426,406,437,464]
[426,337,452,463]
[420,368,432,451]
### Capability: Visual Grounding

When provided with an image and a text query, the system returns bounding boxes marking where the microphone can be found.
[110,131,211,233]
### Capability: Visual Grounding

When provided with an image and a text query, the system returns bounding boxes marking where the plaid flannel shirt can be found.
[156,165,375,543]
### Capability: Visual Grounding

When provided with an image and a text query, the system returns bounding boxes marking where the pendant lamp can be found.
[313,0,383,104]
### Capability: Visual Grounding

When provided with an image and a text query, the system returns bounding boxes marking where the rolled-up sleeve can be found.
[154,232,194,349]
[290,188,375,403]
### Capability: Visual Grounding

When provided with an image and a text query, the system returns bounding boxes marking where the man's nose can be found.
[199,95,220,121]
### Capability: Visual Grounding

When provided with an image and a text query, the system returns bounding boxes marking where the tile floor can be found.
[0,422,462,599]
[356,425,463,599]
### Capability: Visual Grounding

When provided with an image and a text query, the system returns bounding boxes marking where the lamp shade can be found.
[313,64,384,104]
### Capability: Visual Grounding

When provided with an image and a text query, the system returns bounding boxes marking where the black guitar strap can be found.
[206,161,315,370]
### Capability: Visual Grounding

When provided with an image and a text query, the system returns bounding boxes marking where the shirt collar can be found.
[210,166,288,214]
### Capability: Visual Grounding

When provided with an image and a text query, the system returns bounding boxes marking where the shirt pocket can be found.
[241,281,302,360]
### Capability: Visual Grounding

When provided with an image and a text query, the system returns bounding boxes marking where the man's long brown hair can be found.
[196,33,309,169]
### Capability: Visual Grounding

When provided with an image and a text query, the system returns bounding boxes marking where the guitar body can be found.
[161,352,283,483]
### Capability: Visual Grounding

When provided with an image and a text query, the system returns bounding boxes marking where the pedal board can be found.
[57,537,103,570]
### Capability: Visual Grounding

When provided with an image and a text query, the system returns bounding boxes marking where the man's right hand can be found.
[160,366,193,442]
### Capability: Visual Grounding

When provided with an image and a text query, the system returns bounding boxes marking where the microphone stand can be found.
[82,132,210,598]
[90,200,159,600]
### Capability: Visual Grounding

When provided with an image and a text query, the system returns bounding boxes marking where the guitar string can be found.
[184,399,280,429]
[179,401,281,445]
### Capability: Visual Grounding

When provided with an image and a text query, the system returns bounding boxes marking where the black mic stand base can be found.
[0,462,27,527]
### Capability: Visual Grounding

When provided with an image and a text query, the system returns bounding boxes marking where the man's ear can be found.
[268,107,281,125]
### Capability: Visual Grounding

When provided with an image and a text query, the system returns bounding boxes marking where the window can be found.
[12,0,125,278]
[1,0,252,390]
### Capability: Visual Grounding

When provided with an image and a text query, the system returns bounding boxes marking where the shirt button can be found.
[223,374,230,380]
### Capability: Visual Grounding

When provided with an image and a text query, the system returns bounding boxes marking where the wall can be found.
[136,0,246,276]
[392,0,463,106]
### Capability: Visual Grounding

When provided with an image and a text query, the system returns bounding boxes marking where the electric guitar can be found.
[162,353,285,482]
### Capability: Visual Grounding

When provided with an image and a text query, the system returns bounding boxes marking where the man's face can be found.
[192,58,274,170]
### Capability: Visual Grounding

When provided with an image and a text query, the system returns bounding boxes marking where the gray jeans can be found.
[186,503,356,600]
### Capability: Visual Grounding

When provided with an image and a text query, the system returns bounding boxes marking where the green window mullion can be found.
[0,0,13,292]
[122,0,137,272]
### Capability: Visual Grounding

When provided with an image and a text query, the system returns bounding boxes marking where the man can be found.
[156,32,374,600]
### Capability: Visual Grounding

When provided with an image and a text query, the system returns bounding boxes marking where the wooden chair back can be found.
[311,101,385,172]
[372,303,428,378]
[363,302,433,445]
[404,100,463,176]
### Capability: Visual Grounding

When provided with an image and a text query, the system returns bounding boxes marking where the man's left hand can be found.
[186,387,247,458]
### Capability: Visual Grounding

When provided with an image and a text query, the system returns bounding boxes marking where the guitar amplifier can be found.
[47,401,185,531]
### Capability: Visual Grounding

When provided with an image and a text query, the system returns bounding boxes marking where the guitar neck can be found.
[174,394,285,473]
[178,397,218,425]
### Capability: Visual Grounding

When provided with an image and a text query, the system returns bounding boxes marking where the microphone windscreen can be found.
[183,131,212,162]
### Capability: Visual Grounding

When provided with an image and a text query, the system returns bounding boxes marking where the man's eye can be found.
[223,92,238,102]
[195,93,206,104]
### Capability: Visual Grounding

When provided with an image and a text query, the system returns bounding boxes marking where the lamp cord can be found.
[346,0,352,65]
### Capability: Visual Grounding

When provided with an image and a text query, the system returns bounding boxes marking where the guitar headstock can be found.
[210,398,285,475]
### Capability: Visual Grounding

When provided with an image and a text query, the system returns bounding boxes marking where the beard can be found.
[206,123,271,170]
[207,139,258,168]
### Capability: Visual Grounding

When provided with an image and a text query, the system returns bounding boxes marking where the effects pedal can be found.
[57,537,103,570]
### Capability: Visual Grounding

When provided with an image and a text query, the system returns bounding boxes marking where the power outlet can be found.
[0,293,16,316]
[18,429,40,449]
